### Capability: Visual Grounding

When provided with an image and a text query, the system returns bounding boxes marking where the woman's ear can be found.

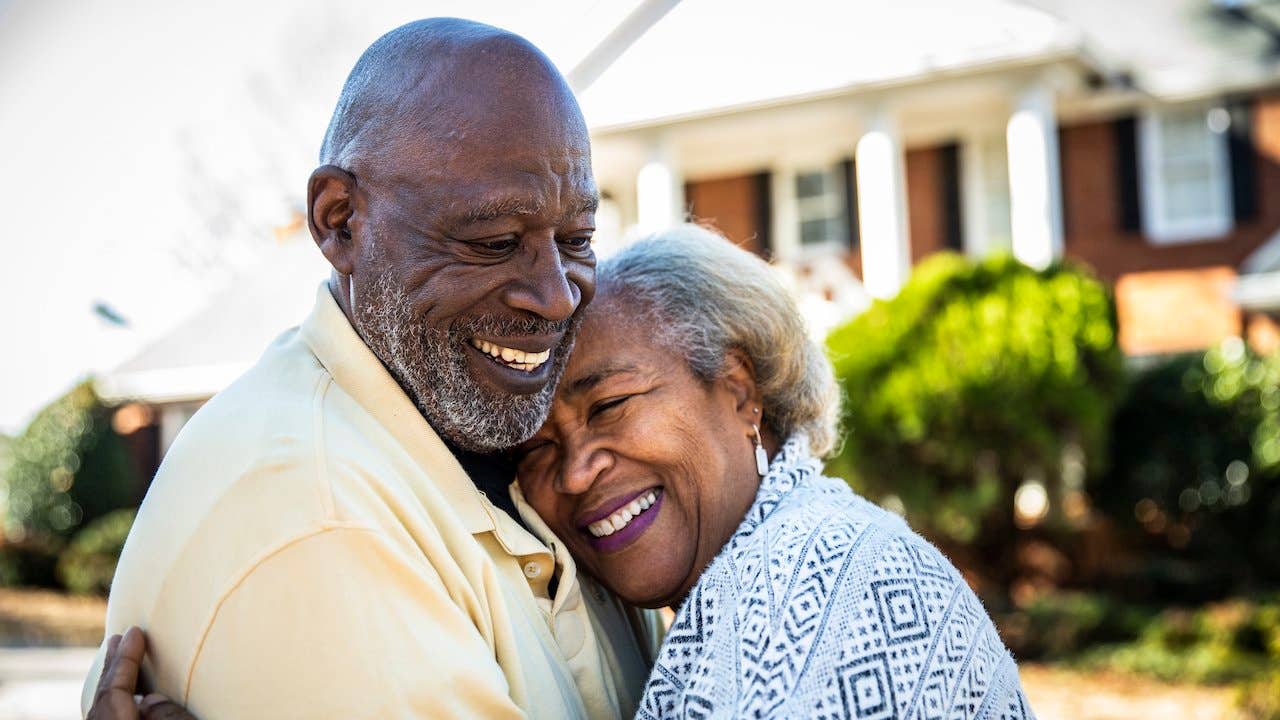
[308,165,358,276]
[719,348,764,426]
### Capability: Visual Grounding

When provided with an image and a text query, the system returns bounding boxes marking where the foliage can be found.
[1005,593,1280,686]
[1,381,137,586]
[1238,669,1280,720]
[998,591,1148,659]
[56,508,136,595]
[1096,341,1280,598]
[825,253,1124,596]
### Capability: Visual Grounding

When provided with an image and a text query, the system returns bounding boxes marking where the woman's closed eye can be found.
[589,395,631,421]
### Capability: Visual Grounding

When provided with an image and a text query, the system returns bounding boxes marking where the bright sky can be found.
[0,0,640,434]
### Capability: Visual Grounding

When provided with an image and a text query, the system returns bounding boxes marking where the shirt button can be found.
[523,561,543,579]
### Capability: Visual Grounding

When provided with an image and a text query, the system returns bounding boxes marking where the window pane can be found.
[1153,106,1226,234]
[800,218,833,245]
[795,171,827,200]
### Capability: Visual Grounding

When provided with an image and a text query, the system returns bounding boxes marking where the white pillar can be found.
[769,165,800,262]
[856,110,911,299]
[1006,85,1063,270]
[961,134,991,259]
[635,138,684,235]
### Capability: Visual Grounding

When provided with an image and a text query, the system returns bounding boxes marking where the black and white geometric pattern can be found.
[636,438,1036,719]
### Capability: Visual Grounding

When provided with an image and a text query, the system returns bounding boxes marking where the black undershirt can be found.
[444,441,526,531]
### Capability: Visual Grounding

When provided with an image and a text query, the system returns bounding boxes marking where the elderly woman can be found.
[513,224,1034,719]
[90,225,1032,719]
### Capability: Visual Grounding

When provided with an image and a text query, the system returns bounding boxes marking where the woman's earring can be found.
[752,423,769,477]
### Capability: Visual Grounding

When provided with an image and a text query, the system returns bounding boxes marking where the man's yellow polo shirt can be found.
[82,284,660,719]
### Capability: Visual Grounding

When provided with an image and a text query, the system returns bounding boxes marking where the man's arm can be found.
[169,525,523,719]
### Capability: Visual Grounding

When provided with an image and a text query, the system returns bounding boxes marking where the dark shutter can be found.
[1113,116,1143,233]
[752,171,773,260]
[841,158,860,250]
[1228,100,1259,223]
[939,143,963,252]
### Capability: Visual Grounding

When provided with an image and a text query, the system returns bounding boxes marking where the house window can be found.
[794,166,847,251]
[1139,105,1234,244]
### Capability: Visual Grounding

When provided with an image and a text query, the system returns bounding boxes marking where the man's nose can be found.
[503,238,579,322]
[555,439,611,497]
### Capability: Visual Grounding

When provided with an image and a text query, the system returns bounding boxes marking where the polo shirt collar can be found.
[299,282,497,534]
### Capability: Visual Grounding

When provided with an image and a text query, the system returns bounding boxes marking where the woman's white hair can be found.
[598,223,841,456]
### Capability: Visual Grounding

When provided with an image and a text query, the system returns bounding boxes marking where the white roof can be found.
[577,0,1082,131]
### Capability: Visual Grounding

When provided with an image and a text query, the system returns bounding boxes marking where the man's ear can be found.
[308,165,358,276]
[719,348,764,426]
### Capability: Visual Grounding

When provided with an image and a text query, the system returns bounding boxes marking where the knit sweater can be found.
[636,438,1035,719]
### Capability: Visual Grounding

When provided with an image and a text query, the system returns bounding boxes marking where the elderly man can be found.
[82,18,657,720]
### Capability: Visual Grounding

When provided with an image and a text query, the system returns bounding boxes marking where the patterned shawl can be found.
[635,437,1035,719]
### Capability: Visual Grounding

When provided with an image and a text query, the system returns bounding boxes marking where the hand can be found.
[87,627,197,720]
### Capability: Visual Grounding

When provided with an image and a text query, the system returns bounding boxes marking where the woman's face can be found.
[515,296,763,607]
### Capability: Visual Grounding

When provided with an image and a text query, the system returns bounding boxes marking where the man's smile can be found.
[470,338,552,372]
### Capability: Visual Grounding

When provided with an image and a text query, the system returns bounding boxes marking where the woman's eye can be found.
[590,395,630,420]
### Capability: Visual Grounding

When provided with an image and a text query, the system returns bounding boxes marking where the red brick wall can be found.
[1059,97,1280,281]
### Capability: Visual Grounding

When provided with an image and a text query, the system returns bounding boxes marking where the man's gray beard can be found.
[354,275,578,453]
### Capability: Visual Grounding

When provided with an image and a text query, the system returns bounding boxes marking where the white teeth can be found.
[585,490,660,539]
[469,339,551,373]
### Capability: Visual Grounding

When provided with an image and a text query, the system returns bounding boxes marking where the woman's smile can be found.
[581,487,663,552]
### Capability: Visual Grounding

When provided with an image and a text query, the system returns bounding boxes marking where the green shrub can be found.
[1097,341,1280,599]
[1238,669,1280,720]
[1074,595,1280,685]
[998,591,1148,659]
[1,381,138,586]
[826,253,1124,597]
[56,508,136,595]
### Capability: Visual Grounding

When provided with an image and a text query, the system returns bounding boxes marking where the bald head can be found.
[320,18,588,176]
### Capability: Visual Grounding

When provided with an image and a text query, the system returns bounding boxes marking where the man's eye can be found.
[558,234,593,251]
[476,237,519,253]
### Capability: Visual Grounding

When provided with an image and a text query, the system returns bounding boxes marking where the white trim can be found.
[1233,272,1280,312]
[1241,227,1280,274]
[1138,104,1234,245]
[97,363,247,405]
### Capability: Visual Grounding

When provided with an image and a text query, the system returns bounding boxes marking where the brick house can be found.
[100,0,1280,473]
[577,0,1280,353]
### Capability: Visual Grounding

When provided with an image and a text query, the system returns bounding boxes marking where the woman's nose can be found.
[556,442,612,496]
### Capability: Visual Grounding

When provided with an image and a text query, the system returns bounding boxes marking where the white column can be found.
[856,109,911,299]
[1006,85,1063,270]
[635,137,684,235]
[961,134,991,259]
[769,165,800,262]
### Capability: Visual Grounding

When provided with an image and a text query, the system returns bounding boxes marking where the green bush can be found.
[1238,669,1280,720]
[998,591,1148,659]
[1069,595,1280,685]
[1,381,138,586]
[826,253,1124,596]
[56,508,136,595]
[1097,341,1280,599]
